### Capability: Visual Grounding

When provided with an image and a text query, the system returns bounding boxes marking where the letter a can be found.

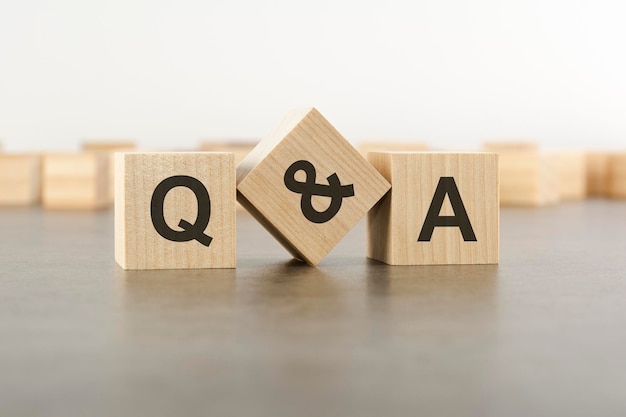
[418,177,477,242]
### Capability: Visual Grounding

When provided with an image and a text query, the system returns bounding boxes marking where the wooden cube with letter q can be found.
[237,108,391,266]
[367,152,499,265]
[115,152,236,270]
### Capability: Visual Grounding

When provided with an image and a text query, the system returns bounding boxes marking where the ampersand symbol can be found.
[283,160,355,224]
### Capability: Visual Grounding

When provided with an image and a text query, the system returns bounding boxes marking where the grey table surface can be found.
[1,200,625,417]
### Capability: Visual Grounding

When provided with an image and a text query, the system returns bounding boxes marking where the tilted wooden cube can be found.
[0,154,41,206]
[555,151,587,200]
[42,153,111,210]
[115,152,236,270]
[367,152,499,265]
[586,152,610,197]
[237,108,391,266]
[608,153,626,199]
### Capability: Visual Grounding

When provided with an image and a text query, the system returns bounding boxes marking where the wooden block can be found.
[498,152,560,206]
[199,142,258,212]
[586,152,610,197]
[481,141,559,207]
[82,140,136,152]
[0,154,41,206]
[198,141,258,166]
[483,141,539,152]
[359,141,428,155]
[199,140,258,213]
[367,152,499,265]
[83,141,137,202]
[608,153,626,199]
[555,151,587,200]
[42,153,111,210]
[237,108,391,266]
[115,152,236,270]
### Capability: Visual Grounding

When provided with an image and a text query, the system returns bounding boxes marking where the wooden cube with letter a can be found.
[115,152,235,270]
[237,108,391,266]
[368,152,499,265]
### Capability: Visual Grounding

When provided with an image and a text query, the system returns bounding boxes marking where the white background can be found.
[0,0,624,151]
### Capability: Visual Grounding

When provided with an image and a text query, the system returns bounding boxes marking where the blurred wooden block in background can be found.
[82,141,136,152]
[499,152,560,206]
[0,154,41,206]
[608,153,626,199]
[198,141,258,166]
[555,151,587,200]
[237,108,390,266]
[482,144,559,207]
[367,152,499,265]
[115,152,236,270]
[483,141,539,153]
[82,140,136,202]
[359,141,428,156]
[42,153,111,210]
[586,152,610,197]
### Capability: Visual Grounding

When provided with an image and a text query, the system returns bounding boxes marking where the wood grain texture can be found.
[608,153,626,199]
[42,153,111,210]
[554,151,587,200]
[115,152,235,270]
[367,152,499,265]
[237,108,391,266]
[586,152,610,197]
[199,141,259,211]
[0,154,41,206]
